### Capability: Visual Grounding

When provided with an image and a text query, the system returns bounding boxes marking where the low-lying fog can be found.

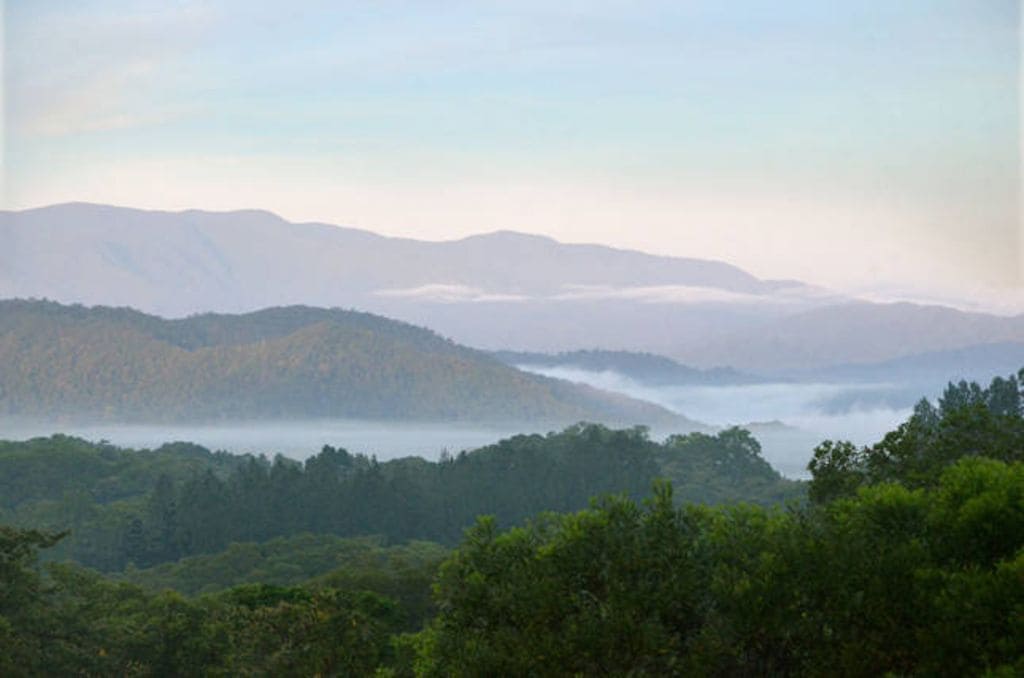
[0,420,544,463]
[0,413,890,483]
[3,369,952,481]
[521,365,926,478]
[524,365,916,437]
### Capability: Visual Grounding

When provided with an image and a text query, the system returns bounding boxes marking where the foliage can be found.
[808,369,1024,502]
[416,459,1024,676]
[1,424,800,571]
[0,436,251,570]
[659,427,799,505]
[45,557,432,676]
[121,533,446,630]
[3,367,1024,675]
[0,526,67,677]
[416,374,1024,675]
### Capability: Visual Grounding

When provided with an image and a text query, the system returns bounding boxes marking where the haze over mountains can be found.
[492,350,759,387]
[3,202,1023,371]
[495,343,1024,427]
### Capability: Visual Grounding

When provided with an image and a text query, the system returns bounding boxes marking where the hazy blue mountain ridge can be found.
[4,203,1023,369]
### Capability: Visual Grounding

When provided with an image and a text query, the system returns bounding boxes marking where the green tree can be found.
[0,527,65,676]
[806,439,864,504]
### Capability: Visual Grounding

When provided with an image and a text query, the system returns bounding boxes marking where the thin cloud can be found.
[552,284,826,306]
[375,284,529,303]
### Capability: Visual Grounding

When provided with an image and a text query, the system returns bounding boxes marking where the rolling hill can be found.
[0,300,690,427]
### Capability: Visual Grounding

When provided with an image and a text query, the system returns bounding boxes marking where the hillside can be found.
[0,300,687,426]
[5,378,1019,676]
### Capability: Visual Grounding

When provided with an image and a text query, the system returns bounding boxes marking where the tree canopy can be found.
[1,370,1021,674]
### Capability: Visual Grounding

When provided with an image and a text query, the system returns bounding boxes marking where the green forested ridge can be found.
[0,423,799,571]
[417,370,1024,675]
[1,371,1021,675]
[0,299,683,425]
[418,459,1023,676]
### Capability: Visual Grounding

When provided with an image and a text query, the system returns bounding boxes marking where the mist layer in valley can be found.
[513,365,928,478]
[0,419,550,463]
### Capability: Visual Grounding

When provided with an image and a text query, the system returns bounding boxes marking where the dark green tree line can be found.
[3,424,800,571]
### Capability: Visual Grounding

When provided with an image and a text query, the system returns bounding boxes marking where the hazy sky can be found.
[3,1,1020,304]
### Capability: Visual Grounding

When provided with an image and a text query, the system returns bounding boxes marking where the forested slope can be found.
[0,423,799,572]
[418,371,1024,675]
[0,299,686,426]
[2,371,1022,675]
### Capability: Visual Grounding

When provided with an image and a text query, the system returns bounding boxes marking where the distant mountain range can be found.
[0,300,690,427]
[3,202,1023,370]
[675,303,1024,372]
[785,341,1024,385]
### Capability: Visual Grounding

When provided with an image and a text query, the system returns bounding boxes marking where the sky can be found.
[3,1,1021,307]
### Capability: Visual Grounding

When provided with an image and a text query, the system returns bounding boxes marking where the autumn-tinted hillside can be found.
[0,300,687,426]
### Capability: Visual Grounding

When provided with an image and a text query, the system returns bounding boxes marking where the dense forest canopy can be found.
[0,370,1021,675]
[0,423,799,572]
[0,299,683,426]
[418,457,1023,676]
[807,369,1024,502]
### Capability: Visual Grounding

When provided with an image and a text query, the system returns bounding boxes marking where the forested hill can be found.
[0,299,688,426]
[4,373,1021,675]
[0,423,800,572]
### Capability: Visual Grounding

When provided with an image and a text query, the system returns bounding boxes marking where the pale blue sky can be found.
[3,1,1020,300]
